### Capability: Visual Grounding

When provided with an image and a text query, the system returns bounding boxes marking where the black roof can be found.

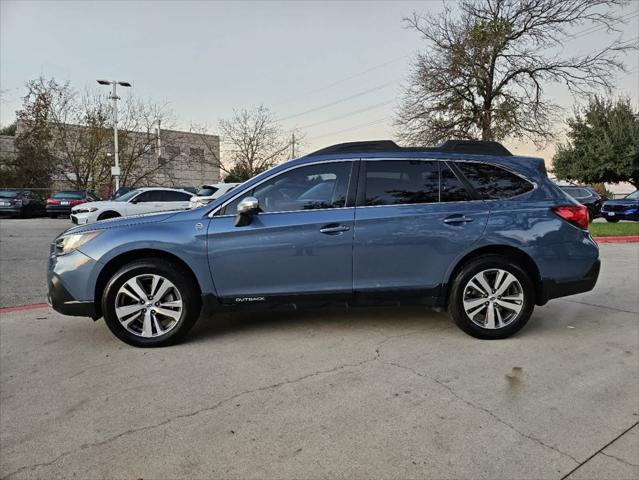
[307,140,512,157]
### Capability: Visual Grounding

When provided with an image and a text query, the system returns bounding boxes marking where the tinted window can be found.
[52,191,84,199]
[365,160,438,206]
[561,187,591,199]
[224,162,351,214]
[626,191,639,200]
[197,187,218,196]
[0,191,20,198]
[163,191,192,202]
[133,190,163,202]
[441,164,471,202]
[456,163,533,199]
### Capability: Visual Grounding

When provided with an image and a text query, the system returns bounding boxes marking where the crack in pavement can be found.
[372,351,581,466]
[2,330,420,480]
[599,451,639,468]
[560,421,639,479]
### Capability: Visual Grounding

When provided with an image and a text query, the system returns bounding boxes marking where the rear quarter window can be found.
[455,162,534,200]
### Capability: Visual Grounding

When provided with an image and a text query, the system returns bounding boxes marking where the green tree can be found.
[552,97,639,189]
[396,0,636,147]
[0,121,16,136]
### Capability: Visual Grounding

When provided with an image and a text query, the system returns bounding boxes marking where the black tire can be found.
[605,218,619,223]
[448,255,535,339]
[101,259,201,347]
[98,211,121,221]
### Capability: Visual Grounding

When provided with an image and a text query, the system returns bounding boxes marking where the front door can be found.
[207,161,356,301]
[353,159,489,296]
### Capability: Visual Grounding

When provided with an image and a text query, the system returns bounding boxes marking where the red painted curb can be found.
[0,303,49,314]
[594,235,639,243]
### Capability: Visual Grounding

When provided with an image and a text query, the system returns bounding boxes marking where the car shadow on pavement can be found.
[189,304,462,344]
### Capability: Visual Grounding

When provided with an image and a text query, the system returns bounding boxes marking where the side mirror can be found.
[235,196,259,227]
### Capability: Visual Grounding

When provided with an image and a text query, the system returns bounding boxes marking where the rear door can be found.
[353,159,489,296]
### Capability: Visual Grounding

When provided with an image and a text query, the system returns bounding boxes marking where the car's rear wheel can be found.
[448,255,534,339]
[98,211,121,221]
[101,259,201,347]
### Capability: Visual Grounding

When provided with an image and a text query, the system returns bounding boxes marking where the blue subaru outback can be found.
[47,140,600,347]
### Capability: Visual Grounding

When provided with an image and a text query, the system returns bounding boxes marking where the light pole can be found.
[97,79,131,192]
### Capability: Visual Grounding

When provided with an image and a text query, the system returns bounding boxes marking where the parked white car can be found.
[189,183,240,209]
[70,187,193,225]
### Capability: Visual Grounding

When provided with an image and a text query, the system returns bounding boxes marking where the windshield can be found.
[52,191,84,199]
[0,190,21,198]
[114,189,142,202]
[626,191,639,200]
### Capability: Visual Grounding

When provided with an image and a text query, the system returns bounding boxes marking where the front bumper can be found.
[70,213,91,225]
[47,249,99,318]
[48,273,97,317]
[539,259,601,304]
[601,210,639,221]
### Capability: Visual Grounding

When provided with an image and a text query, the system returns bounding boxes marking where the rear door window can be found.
[163,191,193,202]
[364,160,439,206]
[455,162,533,199]
[440,164,472,202]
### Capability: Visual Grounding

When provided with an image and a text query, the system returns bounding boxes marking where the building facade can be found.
[1,122,221,195]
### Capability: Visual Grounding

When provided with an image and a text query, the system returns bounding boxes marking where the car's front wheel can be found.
[448,255,534,339]
[101,259,201,347]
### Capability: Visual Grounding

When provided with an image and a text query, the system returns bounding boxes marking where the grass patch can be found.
[590,222,639,237]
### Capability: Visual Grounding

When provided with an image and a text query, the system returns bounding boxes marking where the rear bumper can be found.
[46,205,72,215]
[0,206,22,215]
[539,259,600,304]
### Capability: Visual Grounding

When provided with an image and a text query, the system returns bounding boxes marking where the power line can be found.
[273,55,407,107]
[277,80,398,122]
[296,99,395,130]
[308,116,392,143]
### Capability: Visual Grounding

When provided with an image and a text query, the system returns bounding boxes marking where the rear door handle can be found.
[319,224,350,235]
[443,215,474,224]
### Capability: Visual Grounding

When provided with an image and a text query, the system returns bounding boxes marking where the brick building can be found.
[1,122,221,195]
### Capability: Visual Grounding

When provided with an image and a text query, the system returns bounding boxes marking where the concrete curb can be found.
[0,303,48,314]
[594,235,639,243]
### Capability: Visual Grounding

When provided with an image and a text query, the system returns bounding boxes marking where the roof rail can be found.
[306,139,512,157]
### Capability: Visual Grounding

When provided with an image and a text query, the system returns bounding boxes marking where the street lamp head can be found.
[118,81,132,87]
[97,79,111,85]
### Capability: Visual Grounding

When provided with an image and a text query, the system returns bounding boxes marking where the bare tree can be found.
[218,105,293,182]
[13,77,186,191]
[396,0,637,147]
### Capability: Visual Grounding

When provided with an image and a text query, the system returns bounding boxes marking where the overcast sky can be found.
[1,0,637,160]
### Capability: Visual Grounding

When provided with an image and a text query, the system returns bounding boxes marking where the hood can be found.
[71,200,116,211]
[63,211,180,236]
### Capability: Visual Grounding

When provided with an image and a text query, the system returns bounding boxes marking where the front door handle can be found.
[319,224,350,235]
[443,215,474,224]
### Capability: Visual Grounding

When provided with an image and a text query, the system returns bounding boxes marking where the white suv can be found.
[71,187,193,225]
[189,183,240,209]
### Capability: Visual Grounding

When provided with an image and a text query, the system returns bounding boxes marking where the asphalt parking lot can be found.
[0,218,638,479]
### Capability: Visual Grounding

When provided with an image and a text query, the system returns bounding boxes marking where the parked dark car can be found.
[46,191,96,218]
[0,190,46,217]
[600,191,639,222]
[559,185,602,220]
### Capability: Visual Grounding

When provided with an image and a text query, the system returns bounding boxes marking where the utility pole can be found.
[291,132,296,159]
[97,79,132,192]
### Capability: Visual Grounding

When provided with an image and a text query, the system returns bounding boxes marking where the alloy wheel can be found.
[462,268,524,330]
[114,274,183,338]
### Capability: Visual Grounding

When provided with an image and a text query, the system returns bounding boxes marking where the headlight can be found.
[55,231,102,256]
[73,207,98,214]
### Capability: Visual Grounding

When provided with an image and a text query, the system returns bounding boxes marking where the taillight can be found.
[47,199,60,205]
[70,200,85,206]
[552,205,589,230]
